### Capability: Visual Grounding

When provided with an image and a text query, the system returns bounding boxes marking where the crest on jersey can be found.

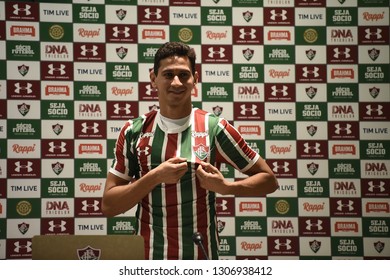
[193,144,209,161]
[77,246,101,260]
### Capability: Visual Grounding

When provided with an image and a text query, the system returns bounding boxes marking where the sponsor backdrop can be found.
[0,0,389,259]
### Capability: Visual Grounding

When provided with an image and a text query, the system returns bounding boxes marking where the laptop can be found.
[32,235,145,260]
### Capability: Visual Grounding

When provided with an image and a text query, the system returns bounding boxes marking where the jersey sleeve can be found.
[214,118,260,173]
[109,120,134,181]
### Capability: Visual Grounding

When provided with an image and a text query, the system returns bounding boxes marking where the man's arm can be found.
[195,157,278,197]
[102,157,189,217]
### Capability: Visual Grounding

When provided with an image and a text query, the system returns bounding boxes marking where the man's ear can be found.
[194,71,199,84]
[150,70,157,88]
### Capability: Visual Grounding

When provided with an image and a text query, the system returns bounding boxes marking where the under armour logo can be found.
[271,85,288,97]
[304,142,321,154]
[334,123,352,135]
[272,161,290,172]
[14,82,33,94]
[217,199,228,211]
[366,105,383,116]
[239,28,257,40]
[334,47,351,59]
[208,47,225,58]
[240,104,257,115]
[144,8,162,19]
[270,9,288,21]
[302,66,319,78]
[14,241,32,253]
[306,219,323,231]
[81,122,99,133]
[13,4,31,16]
[48,64,66,75]
[15,161,33,173]
[367,180,386,192]
[337,199,354,211]
[365,28,382,39]
[113,103,131,114]
[274,238,292,250]
[48,141,67,153]
[80,45,99,56]
[81,200,100,211]
[112,26,130,38]
[48,220,67,232]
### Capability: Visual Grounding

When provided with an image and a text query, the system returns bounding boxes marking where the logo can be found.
[49,24,65,40]
[52,162,64,175]
[275,200,290,215]
[178,27,193,42]
[193,144,209,160]
[16,200,32,216]
[77,246,101,260]
[303,28,318,43]
[18,64,29,76]
[309,240,321,253]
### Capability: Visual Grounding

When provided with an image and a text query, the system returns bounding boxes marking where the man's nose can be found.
[171,75,182,86]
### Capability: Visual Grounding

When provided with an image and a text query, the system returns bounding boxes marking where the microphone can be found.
[192,232,209,260]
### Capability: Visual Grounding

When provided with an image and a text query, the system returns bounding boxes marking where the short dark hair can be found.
[153,42,196,76]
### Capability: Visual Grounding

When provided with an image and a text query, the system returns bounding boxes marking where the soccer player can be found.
[102,42,278,260]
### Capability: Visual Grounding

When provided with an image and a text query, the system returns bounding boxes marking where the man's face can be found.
[150,55,198,111]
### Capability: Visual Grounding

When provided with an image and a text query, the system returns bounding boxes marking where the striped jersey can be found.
[110,107,260,260]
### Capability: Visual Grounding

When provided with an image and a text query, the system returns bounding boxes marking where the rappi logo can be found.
[240,241,262,252]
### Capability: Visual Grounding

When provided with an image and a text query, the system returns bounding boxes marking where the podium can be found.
[32,235,145,260]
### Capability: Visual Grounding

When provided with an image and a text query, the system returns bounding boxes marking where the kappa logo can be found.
[78,246,101,260]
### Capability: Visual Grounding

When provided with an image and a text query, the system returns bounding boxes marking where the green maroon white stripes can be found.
[110,108,259,259]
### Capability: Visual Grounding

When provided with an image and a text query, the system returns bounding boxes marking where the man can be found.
[102,42,278,260]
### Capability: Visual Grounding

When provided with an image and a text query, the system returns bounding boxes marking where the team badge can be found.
[18,103,30,116]
[305,86,317,99]
[243,11,253,22]
[306,125,317,136]
[116,9,127,21]
[18,222,30,235]
[368,48,380,61]
[307,162,319,175]
[217,220,226,233]
[369,87,380,99]
[18,64,29,76]
[212,106,223,116]
[243,48,254,61]
[116,46,128,60]
[306,49,316,61]
[77,246,101,260]
[52,162,64,175]
[193,144,209,161]
[52,123,64,135]
[374,241,384,253]
[309,240,321,253]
